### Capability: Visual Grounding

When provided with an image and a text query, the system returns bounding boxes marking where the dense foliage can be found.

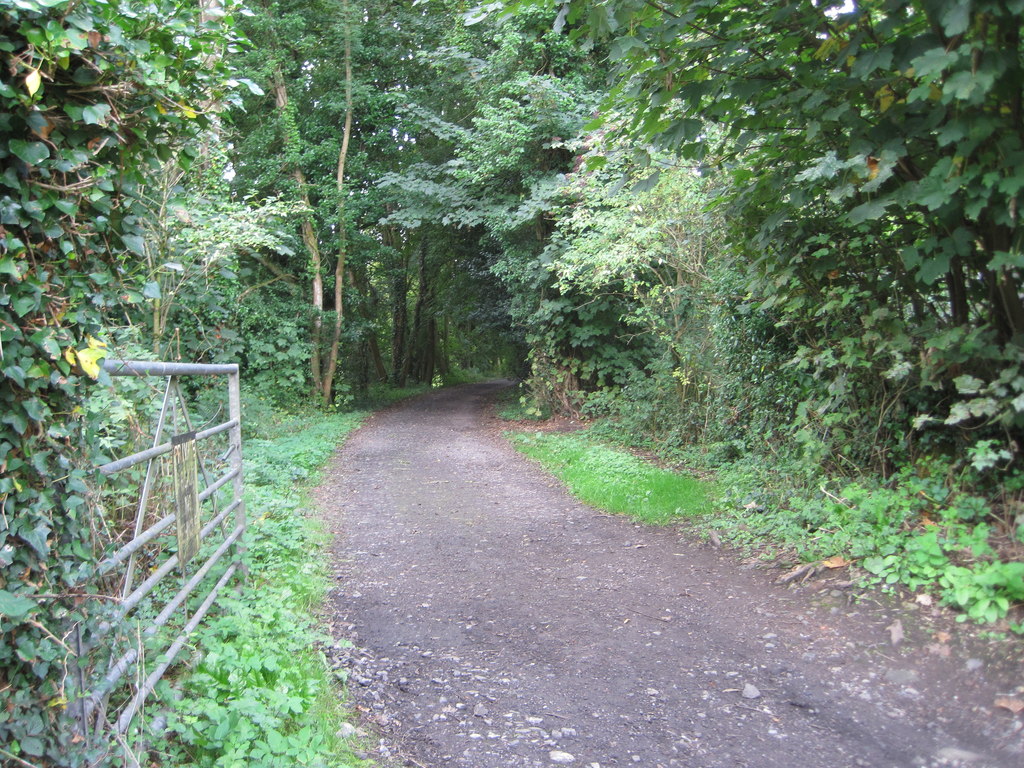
[506,0,1024,466]
[494,0,1024,622]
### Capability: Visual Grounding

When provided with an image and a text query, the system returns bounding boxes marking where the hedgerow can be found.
[0,2,233,763]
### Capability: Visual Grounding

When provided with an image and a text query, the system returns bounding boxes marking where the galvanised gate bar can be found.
[75,359,245,759]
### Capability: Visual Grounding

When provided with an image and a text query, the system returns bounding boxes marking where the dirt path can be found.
[316,382,1023,768]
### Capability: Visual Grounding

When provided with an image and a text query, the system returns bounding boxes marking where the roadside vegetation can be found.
[490,1,1024,633]
[510,431,709,525]
[507,408,1024,631]
[161,410,370,767]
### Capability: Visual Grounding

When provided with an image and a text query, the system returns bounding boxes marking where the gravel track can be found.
[316,381,1023,768]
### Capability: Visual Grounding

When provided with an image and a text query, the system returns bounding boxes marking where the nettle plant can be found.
[0,1,237,764]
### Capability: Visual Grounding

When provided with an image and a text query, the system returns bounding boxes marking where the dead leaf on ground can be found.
[821,555,849,569]
[994,697,1024,715]
[935,631,952,643]
[915,593,933,606]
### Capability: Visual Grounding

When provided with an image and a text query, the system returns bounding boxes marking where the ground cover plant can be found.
[707,457,1024,630]
[494,382,551,421]
[157,408,371,767]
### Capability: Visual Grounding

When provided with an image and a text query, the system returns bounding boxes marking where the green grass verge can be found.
[156,411,372,768]
[508,430,710,525]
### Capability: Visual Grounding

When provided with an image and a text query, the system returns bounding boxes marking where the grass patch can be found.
[156,411,372,768]
[509,430,710,524]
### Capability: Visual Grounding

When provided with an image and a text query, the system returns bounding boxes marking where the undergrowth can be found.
[508,431,709,524]
[709,457,1024,629]
[495,382,550,421]
[154,410,372,767]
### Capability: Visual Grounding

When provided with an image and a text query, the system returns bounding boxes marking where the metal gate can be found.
[74,359,246,758]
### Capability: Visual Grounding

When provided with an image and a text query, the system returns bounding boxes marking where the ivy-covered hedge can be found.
[0,2,231,764]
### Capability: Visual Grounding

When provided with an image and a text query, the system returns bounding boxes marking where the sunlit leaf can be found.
[24,69,41,96]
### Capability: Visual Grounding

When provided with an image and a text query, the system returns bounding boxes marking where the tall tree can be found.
[233,0,361,405]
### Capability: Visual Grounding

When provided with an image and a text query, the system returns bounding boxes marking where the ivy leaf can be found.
[8,139,50,166]
[142,281,162,299]
[20,523,51,557]
[82,103,111,126]
[12,294,38,317]
[0,589,35,620]
[122,234,146,254]
[4,365,26,387]
[0,256,21,278]
[76,345,106,379]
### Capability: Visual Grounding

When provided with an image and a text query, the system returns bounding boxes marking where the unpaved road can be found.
[317,381,1024,768]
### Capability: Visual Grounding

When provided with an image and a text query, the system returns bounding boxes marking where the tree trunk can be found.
[437,315,450,377]
[422,317,437,384]
[270,64,326,398]
[348,266,389,381]
[320,0,354,406]
[406,237,429,383]
[946,254,969,326]
[389,229,410,387]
